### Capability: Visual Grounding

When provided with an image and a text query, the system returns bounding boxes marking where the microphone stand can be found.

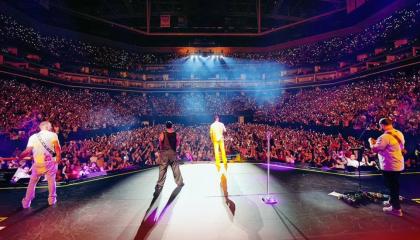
[354,117,375,191]
[350,147,364,192]
[262,131,278,205]
[339,118,373,205]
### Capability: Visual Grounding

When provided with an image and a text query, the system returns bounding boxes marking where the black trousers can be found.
[382,171,401,210]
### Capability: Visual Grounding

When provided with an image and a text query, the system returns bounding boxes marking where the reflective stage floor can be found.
[0,163,419,240]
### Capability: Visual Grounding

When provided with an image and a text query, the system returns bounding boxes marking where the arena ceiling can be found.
[10,0,346,33]
[3,0,399,47]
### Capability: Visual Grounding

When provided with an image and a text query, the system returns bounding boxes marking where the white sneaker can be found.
[22,199,31,209]
[48,198,57,206]
[383,206,403,217]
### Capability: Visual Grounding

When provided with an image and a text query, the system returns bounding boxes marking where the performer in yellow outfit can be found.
[210,115,228,171]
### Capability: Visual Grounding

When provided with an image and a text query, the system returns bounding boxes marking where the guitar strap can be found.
[385,131,404,148]
[36,133,56,157]
[385,131,406,154]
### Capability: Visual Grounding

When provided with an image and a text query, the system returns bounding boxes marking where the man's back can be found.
[28,130,59,165]
[161,131,177,151]
[210,121,225,142]
[376,129,404,171]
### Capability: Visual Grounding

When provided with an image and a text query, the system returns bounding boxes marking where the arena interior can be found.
[0,0,419,239]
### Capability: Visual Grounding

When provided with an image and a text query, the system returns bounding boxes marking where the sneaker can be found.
[383,206,403,217]
[48,198,57,206]
[22,199,31,209]
[383,200,391,207]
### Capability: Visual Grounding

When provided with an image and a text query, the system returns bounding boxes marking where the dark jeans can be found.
[382,171,401,210]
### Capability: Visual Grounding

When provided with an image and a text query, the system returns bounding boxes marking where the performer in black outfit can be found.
[155,121,184,195]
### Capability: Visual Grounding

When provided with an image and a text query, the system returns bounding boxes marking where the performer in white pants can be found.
[18,121,61,208]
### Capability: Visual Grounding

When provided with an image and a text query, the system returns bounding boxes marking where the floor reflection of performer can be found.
[210,115,228,171]
[220,173,235,218]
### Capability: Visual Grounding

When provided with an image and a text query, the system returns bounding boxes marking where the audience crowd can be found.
[232,4,420,66]
[1,70,418,143]
[0,79,258,139]
[0,3,418,71]
[2,123,395,180]
[0,80,143,139]
[0,69,418,180]
[0,3,419,181]
[254,72,420,135]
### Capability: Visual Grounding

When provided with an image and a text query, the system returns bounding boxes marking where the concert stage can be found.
[0,163,419,240]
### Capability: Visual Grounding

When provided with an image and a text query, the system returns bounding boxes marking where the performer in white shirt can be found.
[210,115,227,171]
[369,118,405,216]
[18,121,61,208]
